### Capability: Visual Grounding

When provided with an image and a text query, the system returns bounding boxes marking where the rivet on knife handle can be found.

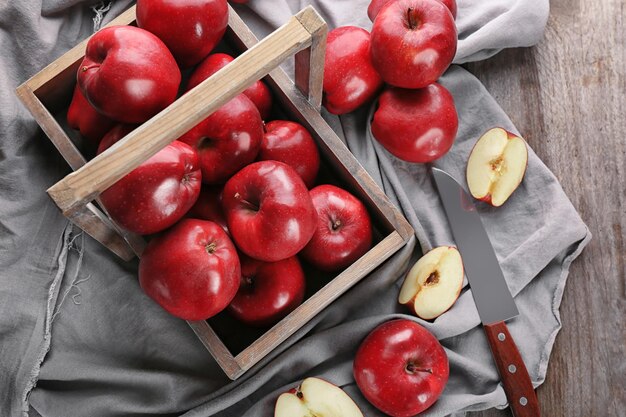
[484,321,541,417]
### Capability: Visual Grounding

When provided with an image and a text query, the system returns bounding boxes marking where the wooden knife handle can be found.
[484,321,541,417]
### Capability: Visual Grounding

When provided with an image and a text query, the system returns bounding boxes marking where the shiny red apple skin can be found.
[370,0,457,89]
[227,255,305,326]
[178,94,263,184]
[323,26,383,115]
[66,84,115,145]
[187,53,273,119]
[139,219,240,320]
[136,0,228,68]
[222,161,317,262]
[258,120,320,188]
[368,0,456,21]
[186,186,229,233]
[77,25,180,124]
[371,83,458,163]
[353,319,449,417]
[98,125,201,235]
[300,185,372,272]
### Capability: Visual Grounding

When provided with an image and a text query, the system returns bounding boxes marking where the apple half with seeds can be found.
[466,127,529,207]
[398,246,463,320]
[275,377,363,417]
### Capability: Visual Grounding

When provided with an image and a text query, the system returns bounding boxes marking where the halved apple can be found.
[466,127,528,207]
[398,246,464,320]
[274,377,363,417]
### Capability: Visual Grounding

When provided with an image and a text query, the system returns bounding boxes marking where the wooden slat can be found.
[46,7,323,216]
[234,231,406,372]
[187,321,244,379]
[294,7,327,110]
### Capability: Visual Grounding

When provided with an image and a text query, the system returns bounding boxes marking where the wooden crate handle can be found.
[47,6,327,218]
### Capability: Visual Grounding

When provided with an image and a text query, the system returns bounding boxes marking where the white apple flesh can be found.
[466,127,529,207]
[398,246,464,320]
[274,377,363,417]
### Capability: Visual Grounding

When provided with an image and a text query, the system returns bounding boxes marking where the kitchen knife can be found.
[431,167,541,417]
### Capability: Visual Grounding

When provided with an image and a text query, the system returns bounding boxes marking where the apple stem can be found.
[234,192,260,212]
[80,64,99,72]
[331,219,342,231]
[406,362,433,374]
[407,7,420,30]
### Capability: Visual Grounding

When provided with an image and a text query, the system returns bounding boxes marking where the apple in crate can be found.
[67,85,115,144]
[398,246,463,319]
[222,161,317,262]
[258,120,320,188]
[371,83,458,163]
[466,127,529,207]
[370,0,457,89]
[136,0,228,68]
[368,0,457,21]
[275,377,363,417]
[98,125,201,235]
[353,319,449,417]
[139,219,240,320]
[186,186,229,233]
[227,255,305,326]
[77,26,180,124]
[323,26,383,115]
[178,94,264,184]
[187,53,273,119]
[300,185,372,272]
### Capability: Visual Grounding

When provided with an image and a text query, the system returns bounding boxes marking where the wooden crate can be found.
[16,5,413,379]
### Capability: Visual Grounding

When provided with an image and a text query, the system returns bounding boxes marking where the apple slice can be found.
[398,246,463,320]
[275,377,363,417]
[466,127,529,207]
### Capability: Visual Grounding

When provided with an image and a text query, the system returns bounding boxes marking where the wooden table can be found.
[465,0,625,416]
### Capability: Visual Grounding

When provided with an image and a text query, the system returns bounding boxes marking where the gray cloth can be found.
[0,0,590,416]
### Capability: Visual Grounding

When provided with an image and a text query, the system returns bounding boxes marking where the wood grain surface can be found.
[466,0,625,416]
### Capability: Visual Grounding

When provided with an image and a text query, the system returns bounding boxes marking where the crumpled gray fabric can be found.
[0,1,589,416]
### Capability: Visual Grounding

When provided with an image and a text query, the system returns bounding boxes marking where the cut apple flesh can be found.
[274,377,363,417]
[398,246,464,320]
[466,127,528,207]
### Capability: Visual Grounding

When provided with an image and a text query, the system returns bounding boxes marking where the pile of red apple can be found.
[65,0,532,416]
[68,0,374,328]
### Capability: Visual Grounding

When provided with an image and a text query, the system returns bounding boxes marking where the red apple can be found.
[66,84,115,145]
[258,120,320,188]
[98,125,201,235]
[139,219,240,320]
[227,254,305,326]
[136,0,228,68]
[186,186,229,233]
[370,0,457,89]
[300,185,372,272]
[77,25,180,124]
[186,53,273,119]
[353,319,449,417]
[371,83,458,163]
[178,94,263,184]
[222,161,317,262]
[323,26,383,115]
[368,0,457,21]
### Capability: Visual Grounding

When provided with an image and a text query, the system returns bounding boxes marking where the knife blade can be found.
[431,167,541,417]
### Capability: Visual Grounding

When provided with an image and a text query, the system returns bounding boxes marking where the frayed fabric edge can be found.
[21,222,73,416]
